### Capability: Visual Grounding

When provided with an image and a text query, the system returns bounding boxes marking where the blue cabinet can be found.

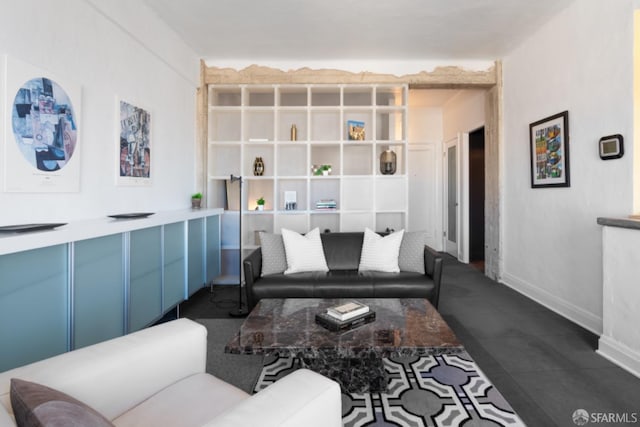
[187,218,205,296]
[73,235,124,349]
[129,227,163,332]
[163,222,186,311]
[0,245,68,371]
[206,216,221,285]
[0,210,221,371]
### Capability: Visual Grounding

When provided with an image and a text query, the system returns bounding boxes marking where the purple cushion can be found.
[10,378,114,427]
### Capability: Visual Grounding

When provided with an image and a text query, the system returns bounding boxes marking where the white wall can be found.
[0,0,200,224]
[407,91,444,249]
[501,0,635,333]
[443,91,485,142]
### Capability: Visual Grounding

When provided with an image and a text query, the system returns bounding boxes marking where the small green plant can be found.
[257,197,265,205]
[192,192,203,199]
[313,164,332,176]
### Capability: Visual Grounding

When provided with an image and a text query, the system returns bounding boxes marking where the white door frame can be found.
[443,137,460,258]
[443,133,470,262]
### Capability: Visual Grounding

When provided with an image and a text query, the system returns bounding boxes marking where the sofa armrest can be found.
[423,245,443,309]
[207,369,342,427]
[0,319,207,422]
[243,247,262,309]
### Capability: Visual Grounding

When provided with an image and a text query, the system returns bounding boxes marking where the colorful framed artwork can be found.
[4,56,81,192]
[117,99,151,186]
[529,111,570,188]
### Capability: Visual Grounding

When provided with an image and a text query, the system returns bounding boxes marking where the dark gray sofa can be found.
[243,232,443,311]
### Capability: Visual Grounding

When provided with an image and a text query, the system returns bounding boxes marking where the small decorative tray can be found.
[108,212,154,219]
[0,223,67,233]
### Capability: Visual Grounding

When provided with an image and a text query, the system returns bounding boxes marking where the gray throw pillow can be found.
[10,378,114,427]
[399,231,427,274]
[259,232,287,276]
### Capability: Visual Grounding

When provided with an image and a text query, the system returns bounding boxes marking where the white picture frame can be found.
[116,97,152,186]
[3,55,82,192]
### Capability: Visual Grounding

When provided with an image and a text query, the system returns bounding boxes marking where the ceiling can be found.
[144,0,575,62]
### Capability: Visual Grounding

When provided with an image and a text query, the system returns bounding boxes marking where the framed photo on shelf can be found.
[529,111,570,188]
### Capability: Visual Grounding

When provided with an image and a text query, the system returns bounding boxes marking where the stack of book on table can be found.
[315,301,376,332]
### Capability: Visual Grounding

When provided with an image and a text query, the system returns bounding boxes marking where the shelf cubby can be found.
[277,144,308,176]
[209,111,241,141]
[209,145,241,177]
[310,87,340,106]
[311,111,340,141]
[376,212,406,233]
[277,179,307,211]
[342,177,373,211]
[376,109,405,141]
[245,179,274,211]
[275,213,308,234]
[245,111,274,141]
[244,145,274,177]
[344,87,373,106]
[210,87,242,107]
[343,144,374,175]
[278,110,307,141]
[246,87,275,107]
[279,87,308,107]
[375,177,407,211]
[310,213,340,233]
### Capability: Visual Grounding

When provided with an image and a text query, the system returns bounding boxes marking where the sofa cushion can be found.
[112,373,248,427]
[252,273,320,300]
[259,232,287,276]
[358,228,404,273]
[399,231,427,274]
[10,378,114,427]
[281,228,329,274]
[320,232,364,270]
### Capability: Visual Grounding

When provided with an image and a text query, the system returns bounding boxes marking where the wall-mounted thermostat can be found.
[599,134,624,160]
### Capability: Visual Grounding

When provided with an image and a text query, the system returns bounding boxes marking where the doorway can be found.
[469,127,485,268]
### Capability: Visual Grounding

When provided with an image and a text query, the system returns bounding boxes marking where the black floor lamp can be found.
[228,174,248,317]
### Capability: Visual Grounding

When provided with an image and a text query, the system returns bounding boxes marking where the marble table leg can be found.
[297,351,388,393]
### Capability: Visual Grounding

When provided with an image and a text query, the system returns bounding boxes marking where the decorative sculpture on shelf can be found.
[380,149,397,175]
[253,157,265,176]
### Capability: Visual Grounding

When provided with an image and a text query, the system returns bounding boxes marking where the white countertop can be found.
[0,208,224,256]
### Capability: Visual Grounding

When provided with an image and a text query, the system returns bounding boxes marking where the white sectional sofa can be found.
[0,318,342,427]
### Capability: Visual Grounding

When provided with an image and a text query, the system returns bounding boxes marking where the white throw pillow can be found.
[358,228,405,273]
[281,228,329,274]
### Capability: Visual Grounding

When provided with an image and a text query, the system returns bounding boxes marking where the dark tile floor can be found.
[179,255,640,427]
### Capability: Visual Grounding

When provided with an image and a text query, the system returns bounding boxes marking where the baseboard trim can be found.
[500,272,602,335]
[597,336,640,379]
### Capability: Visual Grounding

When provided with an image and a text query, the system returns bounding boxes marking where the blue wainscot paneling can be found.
[73,234,124,349]
[163,222,186,311]
[129,227,162,332]
[188,218,205,296]
[0,245,68,371]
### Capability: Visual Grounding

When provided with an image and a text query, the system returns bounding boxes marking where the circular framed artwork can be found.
[11,77,78,172]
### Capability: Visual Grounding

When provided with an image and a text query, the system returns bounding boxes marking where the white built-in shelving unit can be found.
[206,84,408,280]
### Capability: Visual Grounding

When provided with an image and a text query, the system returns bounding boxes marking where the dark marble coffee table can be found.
[225,298,463,392]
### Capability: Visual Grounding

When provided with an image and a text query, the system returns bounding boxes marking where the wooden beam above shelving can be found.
[202,63,498,87]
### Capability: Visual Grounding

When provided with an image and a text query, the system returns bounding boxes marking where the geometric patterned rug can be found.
[254,351,526,427]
